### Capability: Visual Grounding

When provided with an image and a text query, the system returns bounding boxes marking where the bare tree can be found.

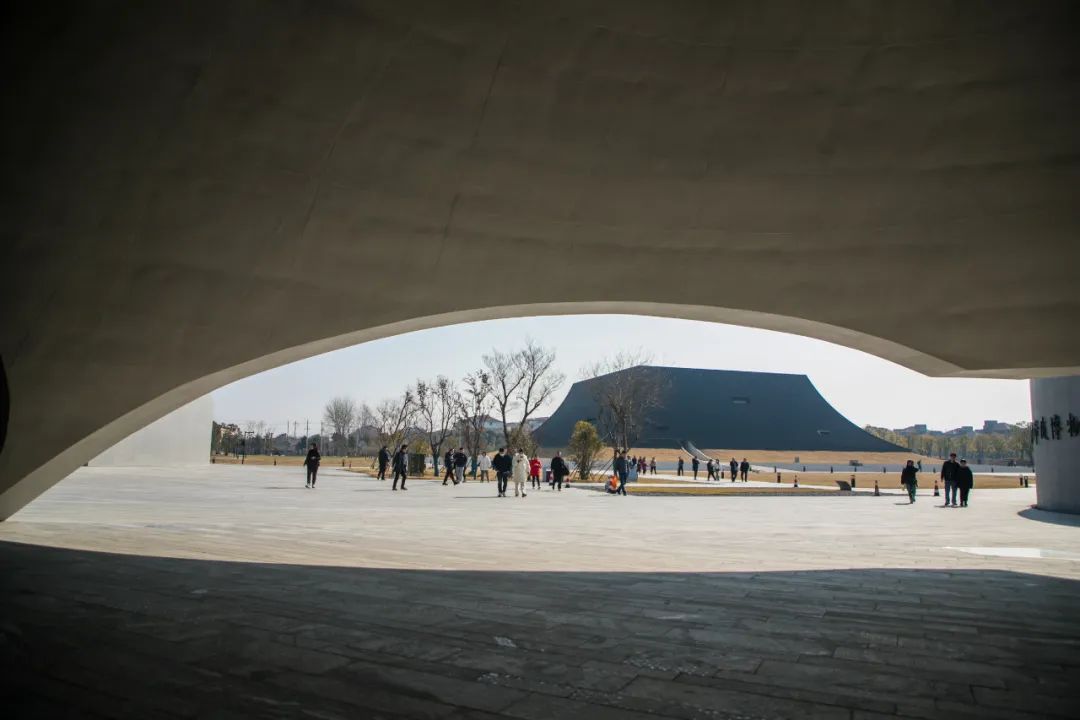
[583,350,668,453]
[323,396,357,455]
[374,390,415,450]
[353,402,375,454]
[459,370,493,466]
[483,340,565,447]
[415,376,460,477]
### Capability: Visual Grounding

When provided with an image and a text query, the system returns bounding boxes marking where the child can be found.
[529,455,542,490]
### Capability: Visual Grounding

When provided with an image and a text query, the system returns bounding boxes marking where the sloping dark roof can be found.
[534,366,908,452]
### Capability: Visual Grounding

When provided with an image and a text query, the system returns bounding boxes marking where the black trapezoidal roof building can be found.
[534,366,908,452]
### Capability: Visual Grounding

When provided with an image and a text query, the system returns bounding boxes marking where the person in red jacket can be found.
[529,455,542,490]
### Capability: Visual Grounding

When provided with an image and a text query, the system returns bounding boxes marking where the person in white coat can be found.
[477,452,492,482]
[511,449,529,498]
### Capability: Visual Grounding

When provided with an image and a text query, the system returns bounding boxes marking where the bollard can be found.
[211,457,216,464]
[934,481,940,496]
[793,474,798,488]
[273,458,277,466]
[830,466,833,473]
[874,479,880,496]
[776,472,781,484]
[1020,476,1024,487]
[852,476,857,489]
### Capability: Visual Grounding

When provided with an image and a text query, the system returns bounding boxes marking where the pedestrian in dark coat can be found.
[304,443,321,488]
[613,452,629,496]
[956,459,974,507]
[551,452,570,491]
[442,449,455,485]
[392,444,409,490]
[376,445,390,480]
[739,459,750,482]
[730,458,738,482]
[453,448,468,485]
[493,448,512,497]
[677,457,684,476]
[900,460,918,503]
[941,452,960,507]
[691,456,700,480]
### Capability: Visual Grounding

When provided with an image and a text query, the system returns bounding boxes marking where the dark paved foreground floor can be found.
[2,541,1079,720]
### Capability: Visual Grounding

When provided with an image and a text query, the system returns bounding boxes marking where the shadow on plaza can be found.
[1018,506,1080,527]
[2,540,1079,719]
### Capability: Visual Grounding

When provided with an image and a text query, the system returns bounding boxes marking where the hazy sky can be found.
[212,314,1031,436]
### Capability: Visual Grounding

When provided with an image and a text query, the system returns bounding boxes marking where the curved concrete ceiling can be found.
[1,1,1078,517]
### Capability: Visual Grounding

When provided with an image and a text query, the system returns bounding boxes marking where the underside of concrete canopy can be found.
[1,1,1079,518]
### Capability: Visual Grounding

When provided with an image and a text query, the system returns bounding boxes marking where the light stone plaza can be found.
[3,464,1080,719]
[2,2,1079,719]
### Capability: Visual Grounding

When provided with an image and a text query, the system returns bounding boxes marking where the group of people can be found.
[900,452,975,506]
[365,444,571,497]
[676,456,751,482]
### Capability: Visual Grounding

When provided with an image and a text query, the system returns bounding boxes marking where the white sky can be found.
[212,314,1031,435]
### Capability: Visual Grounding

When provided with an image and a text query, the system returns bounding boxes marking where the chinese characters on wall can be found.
[1032,413,1080,445]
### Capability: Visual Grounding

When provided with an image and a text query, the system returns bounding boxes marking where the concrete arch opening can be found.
[0,300,985,520]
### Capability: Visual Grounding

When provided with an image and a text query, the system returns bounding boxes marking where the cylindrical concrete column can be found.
[1031,376,1080,514]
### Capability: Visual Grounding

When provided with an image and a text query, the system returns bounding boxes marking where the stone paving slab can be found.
[2,465,1080,718]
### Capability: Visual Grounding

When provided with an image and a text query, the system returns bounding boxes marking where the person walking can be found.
[551,451,569,491]
[392,443,409,491]
[730,457,738,483]
[691,456,700,480]
[304,442,321,488]
[493,448,511,497]
[529,454,542,490]
[901,459,918,503]
[441,449,455,485]
[941,452,960,507]
[957,459,974,507]
[706,458,716,481]
[613,451,629,496]
[478,451,492,482]
[740,458,750,482]
[512,448,529,497]
[376,445,390,480]
[451,447,467,485]
[677,457,684,476]
[650,457,657,475]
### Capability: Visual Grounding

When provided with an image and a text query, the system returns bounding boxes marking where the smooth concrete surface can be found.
[1031,376,1080,514]
[4,464,1077,575]
[2,2,1079,518]
[90,395,213,468]
[2,465,1079,718]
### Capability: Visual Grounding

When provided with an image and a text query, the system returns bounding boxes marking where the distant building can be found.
[534,367,908,452]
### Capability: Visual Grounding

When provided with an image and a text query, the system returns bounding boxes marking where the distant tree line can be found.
[863,423,1033,464]
[213,341,567,476]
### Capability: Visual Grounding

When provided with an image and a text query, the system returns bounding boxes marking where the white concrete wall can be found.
[1031,377,1080,514]
[90,395,212,467]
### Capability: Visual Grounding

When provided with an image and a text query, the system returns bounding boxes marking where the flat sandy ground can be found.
[601,448,939,464]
